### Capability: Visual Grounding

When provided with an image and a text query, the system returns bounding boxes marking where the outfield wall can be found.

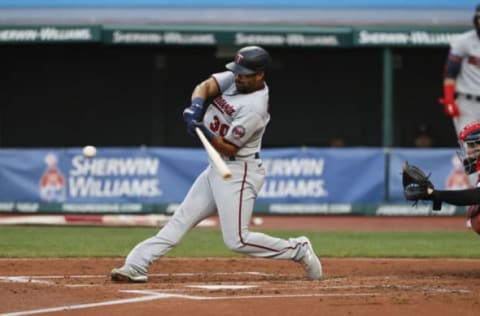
[0,147,468,216]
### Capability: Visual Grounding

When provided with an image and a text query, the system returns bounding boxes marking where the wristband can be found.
[192,97,205,107]
[199,124,215,141]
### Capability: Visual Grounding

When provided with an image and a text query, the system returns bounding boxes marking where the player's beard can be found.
[235,81,250,93]
[235,74,263,93]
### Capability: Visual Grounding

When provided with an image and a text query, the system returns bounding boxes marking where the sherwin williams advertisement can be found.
[0,147,385,204]
[0,148,204,203]
[258,148,385,203]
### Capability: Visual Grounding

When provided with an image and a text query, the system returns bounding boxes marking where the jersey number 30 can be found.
[209,115,229,136]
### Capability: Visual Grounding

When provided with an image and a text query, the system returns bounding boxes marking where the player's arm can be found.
[183,77,219,129]
[211,138,240,157]
[191,77,220,102]
[196,122,239,157]
[430,187,480,206]
[189,77,240,156]
[183,77,221,136]
[403,162,479,209]
[439,51,462,117]
[443,51,462,85]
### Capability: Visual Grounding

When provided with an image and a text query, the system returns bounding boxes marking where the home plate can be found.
[187,285,258,290]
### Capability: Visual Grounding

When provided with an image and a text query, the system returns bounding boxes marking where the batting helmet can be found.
[226,46,271,75]
[458,121,480,174]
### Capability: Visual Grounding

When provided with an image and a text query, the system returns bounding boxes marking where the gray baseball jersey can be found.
[451,30,480,94]
[122,71,310,274]
[205,71,270,158]
[449,30,480,136]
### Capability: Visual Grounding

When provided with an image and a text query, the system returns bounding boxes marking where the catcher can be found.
[403,121,480,234]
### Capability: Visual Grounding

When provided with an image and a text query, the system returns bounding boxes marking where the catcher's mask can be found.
[225,46,271,75]
[474,4,480,38]
[458,121,480,174]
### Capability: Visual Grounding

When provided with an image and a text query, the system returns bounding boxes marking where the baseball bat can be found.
[195,127,232,180]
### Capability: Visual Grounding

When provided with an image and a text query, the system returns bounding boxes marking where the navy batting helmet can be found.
[226,46,271,75]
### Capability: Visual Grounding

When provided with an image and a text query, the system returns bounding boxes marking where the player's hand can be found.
[438,97,460,117]
[183,103,203,124]
[189,120,215,141]
[184,116,194,136]
[183,101,204,136]
[439,84,460,117]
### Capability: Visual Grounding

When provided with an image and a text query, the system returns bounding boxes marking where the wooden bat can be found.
[195,127,232,180]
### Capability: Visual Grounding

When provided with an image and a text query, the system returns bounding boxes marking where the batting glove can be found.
[438,84,460,117]
[438,98,460,117]
[183,97,205,124]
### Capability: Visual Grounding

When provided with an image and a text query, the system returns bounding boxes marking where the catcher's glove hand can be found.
[402,161,441,210]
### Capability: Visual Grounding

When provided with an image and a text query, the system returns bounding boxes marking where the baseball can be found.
[82,145,96,158]
[252,217,264,226]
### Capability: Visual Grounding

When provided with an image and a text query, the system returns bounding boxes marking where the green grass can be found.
[0,226,479,258]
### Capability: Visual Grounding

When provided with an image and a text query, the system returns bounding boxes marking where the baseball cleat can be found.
[298,236,322,281]
[111,265,148,283]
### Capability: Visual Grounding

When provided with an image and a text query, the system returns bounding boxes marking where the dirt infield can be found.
[1,216,479,316]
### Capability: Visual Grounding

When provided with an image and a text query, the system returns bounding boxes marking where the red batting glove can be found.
[438,84,460,117]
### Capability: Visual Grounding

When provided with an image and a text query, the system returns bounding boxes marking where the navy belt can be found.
[455,92,480,102]
[229,152,260,161]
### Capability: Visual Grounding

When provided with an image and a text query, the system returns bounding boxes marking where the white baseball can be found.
[252,217,264,226]
[82,145,97,158]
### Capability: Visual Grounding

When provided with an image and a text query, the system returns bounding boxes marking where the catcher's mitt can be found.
[402,161,440,209]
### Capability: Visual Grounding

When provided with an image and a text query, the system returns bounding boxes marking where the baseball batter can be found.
[440,4,480,136]
[111,46,322,283]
